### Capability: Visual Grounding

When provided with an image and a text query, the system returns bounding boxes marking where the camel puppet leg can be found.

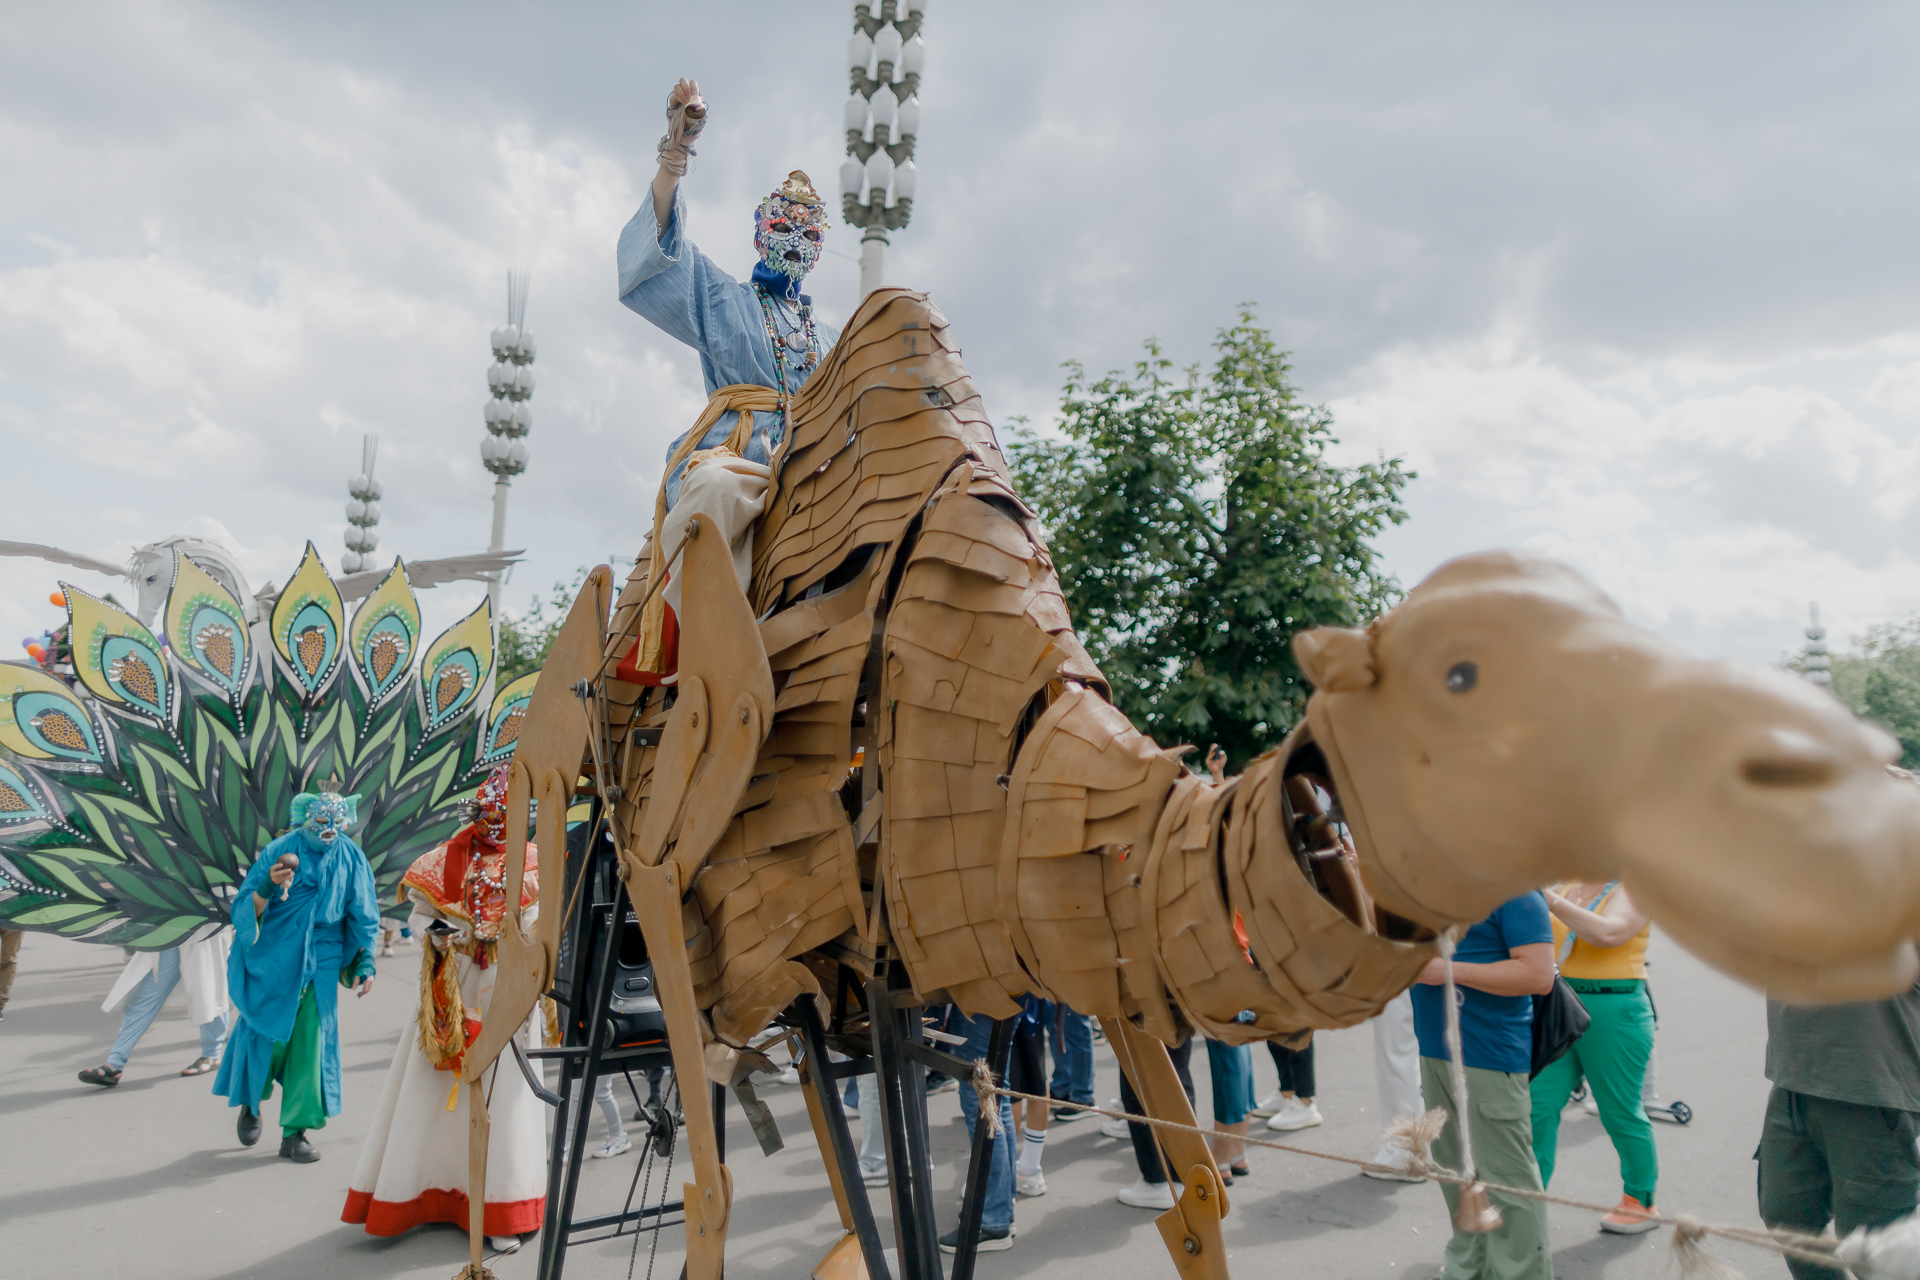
[455,565,612,1278]
[621,511,776,1280]
[1102,1018,1232,1280]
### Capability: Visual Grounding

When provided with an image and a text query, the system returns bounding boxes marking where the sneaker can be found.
[591,1133,633,1158]
[926,1075,958,1095]
[1049,1092,1091,1122]
[1101,1114,1131,1140]
[1015,1170,1047,1197]
[1360,1138,1426,1183]
[1582,1094,1599,1116]
[1249,1089,1288,1119]
[861,1166,888,1188]
[1267,1099,1323,1132]
[939,1224,1014,1253]
[777,1066,801,1086]
[1118,1178,1177,1210]
[488,1235,522,1254]
[1599,1194,1660,1235]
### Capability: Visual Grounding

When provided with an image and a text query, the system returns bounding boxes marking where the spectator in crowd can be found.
[1364,990,1428,1181]
[1115,1034,1197,1210]
[0,925,21,1023]
[1530,881,1661,1234]
[1757,978,1920,1280]
[948,1009,1018,1252]
[78,934,231,1085]
[1206,1034,1256,1184]
[1260,1038,1323,1132]
[1049,1004,1096,1122]
[1010,994,1053,1196]
[1412,892,1556,1280]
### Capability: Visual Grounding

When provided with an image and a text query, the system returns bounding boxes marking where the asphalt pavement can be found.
[0,929,1781,1280]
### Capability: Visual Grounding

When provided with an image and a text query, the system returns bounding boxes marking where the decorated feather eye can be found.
[1446,661,1478,693]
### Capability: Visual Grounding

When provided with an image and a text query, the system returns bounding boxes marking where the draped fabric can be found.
[212,828,379,1120]
[344,830,545,1238]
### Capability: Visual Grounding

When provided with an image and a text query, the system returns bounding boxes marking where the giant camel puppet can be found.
[461,288,1920,1280]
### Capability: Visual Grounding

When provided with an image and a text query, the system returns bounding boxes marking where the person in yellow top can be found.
[1528,881,1661,1235]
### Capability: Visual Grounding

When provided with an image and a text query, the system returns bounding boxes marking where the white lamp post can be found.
[342,434,382,574]
[481,269,535,620]
[843,0,927,296]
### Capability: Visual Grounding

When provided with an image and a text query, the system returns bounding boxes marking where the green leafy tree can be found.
[1009,308,1411,769]
[1799,618,1920,768]
[499,569,590,684]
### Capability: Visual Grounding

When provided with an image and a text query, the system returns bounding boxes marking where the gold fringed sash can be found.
[631,383,784,679]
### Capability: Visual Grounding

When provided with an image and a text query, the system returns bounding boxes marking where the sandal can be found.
[180,1056,218,1076]
[78,1064,122,1088]
[1215,1165,1234,1187]
[1230,1160,1251,1179]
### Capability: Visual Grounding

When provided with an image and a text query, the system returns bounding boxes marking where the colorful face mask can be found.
[290,791,359,843]
[754,171,828,288]
[472,763,512,846]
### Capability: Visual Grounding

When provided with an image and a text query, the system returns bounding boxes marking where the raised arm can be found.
[652,78,705,242]
[1417,942,1557,997]
[1545,883,1650,950]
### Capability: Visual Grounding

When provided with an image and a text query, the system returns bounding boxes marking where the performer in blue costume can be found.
[212,790,379,1162]
[613,76,841,686]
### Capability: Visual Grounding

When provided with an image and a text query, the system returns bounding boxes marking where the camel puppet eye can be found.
[1445,661,1478,693]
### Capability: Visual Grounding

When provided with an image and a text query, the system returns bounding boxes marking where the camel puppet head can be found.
[1292,549,1920,1002]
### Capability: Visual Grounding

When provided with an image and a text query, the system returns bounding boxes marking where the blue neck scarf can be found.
[751,259,810,305]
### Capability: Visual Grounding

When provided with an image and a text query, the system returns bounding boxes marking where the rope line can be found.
[970,1081,1841,1275]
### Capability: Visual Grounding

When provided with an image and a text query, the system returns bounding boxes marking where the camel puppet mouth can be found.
[1278,725,1437,944]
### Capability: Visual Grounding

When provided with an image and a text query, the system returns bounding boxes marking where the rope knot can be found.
[971,1058,1003,1139]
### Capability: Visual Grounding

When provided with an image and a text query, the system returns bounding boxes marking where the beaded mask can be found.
[291,791,359,843]
[754,171,828,288]
[471,763,512,847]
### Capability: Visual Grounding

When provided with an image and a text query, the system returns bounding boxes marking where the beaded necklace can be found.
[463,843,509,942]
[754,283,818,440]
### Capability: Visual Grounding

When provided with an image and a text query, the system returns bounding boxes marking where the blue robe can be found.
[212,828,379,1118]
[616,188,840,506]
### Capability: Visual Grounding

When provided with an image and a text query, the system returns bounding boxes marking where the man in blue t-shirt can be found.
[1410,891,1557,1280]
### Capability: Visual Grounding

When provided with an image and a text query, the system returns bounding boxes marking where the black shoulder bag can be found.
[1530,884,1603,1079]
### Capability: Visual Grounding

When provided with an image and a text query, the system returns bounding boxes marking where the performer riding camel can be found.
[213,791,380,1162]
[614,76,839,686]
[343,764,546,1256]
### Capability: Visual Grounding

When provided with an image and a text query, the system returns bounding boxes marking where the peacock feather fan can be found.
[0,543,532,949]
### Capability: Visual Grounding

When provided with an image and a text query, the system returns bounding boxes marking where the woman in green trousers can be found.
[1529,881,1662,1235]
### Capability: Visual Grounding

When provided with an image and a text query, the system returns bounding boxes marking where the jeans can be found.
[857,1072,886,1177]
[1758,1088,1920,1280]
[108,948,228,1070]
[1048,1006,1095,1105]
[953,1011,1016,1231]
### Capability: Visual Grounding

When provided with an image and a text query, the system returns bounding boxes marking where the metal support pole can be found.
[860,228,889,298]
[796,997,893,1280]
[870,964,941,1280]
[488,475,511,621]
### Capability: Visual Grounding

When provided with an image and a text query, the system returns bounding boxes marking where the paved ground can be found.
[0,929,1781,1280]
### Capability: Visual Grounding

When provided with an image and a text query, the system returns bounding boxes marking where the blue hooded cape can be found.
[211,827,379,1116]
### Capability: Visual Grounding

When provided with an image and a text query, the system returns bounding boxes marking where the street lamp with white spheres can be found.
[842,0,926,296]
[480,269,535,619]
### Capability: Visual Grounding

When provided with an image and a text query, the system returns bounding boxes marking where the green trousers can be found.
[1758,1087,1920,1280]
[1421,1057,1554,1280]
[1529,979,1657,1205]
[262,984,325,1135]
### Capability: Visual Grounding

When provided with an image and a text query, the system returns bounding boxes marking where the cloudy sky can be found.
[4,1,1918,672]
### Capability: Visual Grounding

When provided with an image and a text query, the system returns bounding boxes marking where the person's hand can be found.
[356,977,375,998]
[1415,957,1450,986]
[1205,744,1227,784]
[668,77,703,115]
[268,862,296,890]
